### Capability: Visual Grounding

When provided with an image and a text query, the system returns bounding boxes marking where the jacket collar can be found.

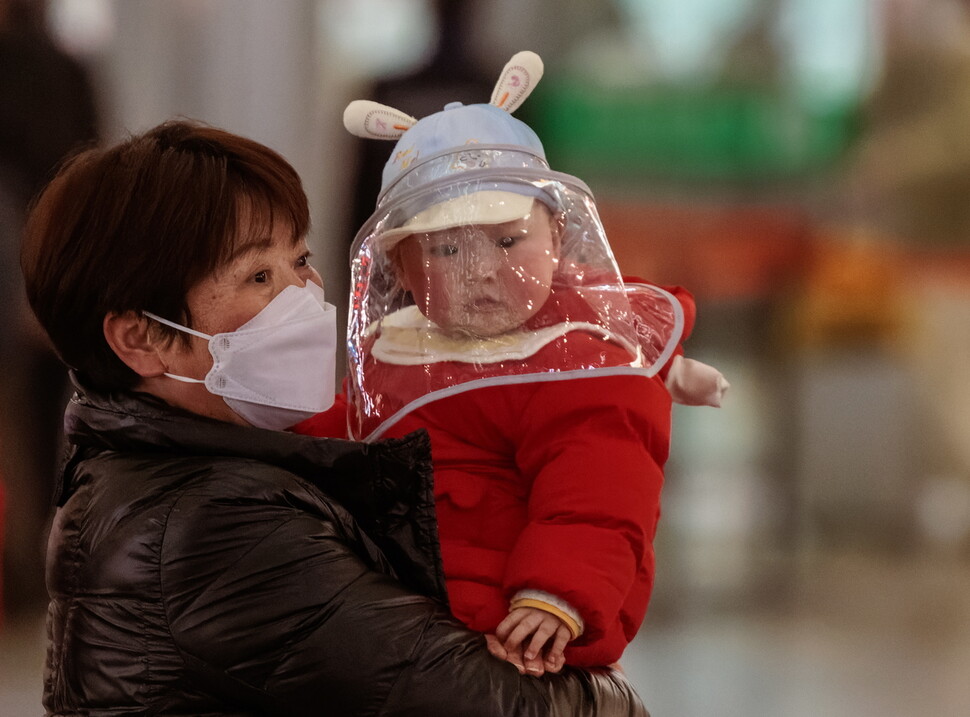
[63,372,430,493]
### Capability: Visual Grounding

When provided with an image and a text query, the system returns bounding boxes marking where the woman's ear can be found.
[103,311,168,378]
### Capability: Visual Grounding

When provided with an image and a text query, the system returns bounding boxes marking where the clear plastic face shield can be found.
[347,150,685,440]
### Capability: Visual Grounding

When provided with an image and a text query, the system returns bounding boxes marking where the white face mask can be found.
[144,281,338,430]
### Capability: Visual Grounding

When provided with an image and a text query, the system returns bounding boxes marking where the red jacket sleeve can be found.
[623,276,696,339]
[623,276,696,380]
[503,372,670,646]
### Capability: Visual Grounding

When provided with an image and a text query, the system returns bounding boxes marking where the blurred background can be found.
[2,0,970,714]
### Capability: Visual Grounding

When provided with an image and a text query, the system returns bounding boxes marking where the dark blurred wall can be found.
[0,0,99,620]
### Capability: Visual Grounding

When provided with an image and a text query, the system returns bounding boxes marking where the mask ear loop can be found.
[160,372,206,384]
[142,311,213,341]
[142,311,212,383]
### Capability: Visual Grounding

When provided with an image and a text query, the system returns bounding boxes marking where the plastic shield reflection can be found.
[348,169,684,441]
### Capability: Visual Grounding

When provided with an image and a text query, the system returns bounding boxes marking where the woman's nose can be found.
[280,266,312,289]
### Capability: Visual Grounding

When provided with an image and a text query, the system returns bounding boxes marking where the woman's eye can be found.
[497,236,517,249]
[296,252,311,268]
[253,270,268,283]
[430,244,459,257]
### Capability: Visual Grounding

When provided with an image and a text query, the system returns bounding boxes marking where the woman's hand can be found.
[494,606,571,676]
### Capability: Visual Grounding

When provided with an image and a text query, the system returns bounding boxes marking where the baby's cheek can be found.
[425,283,460,321]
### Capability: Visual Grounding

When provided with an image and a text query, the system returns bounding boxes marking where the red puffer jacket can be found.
[295,283,695,666]
[379,370,670,667]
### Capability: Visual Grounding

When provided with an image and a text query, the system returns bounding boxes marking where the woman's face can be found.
[395,202,560,337]
[158,218,322,424]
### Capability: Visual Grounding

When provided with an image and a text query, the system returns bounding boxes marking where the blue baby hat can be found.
[343,51,548,203]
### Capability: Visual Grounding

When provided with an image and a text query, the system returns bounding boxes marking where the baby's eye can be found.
[496,236,517,249]
[430,244,459,257]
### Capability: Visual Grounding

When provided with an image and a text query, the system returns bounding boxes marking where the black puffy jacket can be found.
[44,379,648,716]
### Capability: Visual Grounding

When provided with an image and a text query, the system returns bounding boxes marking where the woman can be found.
[20,119,648,716]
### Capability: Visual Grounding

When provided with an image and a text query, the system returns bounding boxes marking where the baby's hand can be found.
[495,606,571,676]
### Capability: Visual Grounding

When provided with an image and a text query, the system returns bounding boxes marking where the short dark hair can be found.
[21,119,310,391]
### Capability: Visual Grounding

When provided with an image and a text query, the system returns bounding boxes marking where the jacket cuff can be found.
[510,590,584,639]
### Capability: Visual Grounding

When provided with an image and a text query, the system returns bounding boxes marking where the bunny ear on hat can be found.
[343,51,543,142]
[490,51,544,113]
[345,51,549,199]
[343,100,417,140]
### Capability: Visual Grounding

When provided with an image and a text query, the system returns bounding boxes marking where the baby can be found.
[295,51,727,674]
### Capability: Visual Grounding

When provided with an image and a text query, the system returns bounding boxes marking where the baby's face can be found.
[395,202,560,337]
